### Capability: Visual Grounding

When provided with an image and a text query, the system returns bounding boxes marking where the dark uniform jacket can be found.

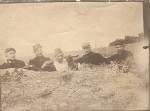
[29,56,56,72]
[74,51,110,65]
[0,59,25,69]
[108,50,133,62]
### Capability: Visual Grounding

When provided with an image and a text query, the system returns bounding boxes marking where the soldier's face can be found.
[56,53,64,63]
[115,45,125,53]
[83,47,91,55]
[6,50,16,60]
[34,47,43,57]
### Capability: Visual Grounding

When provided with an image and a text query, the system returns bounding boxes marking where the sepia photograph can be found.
[0,2,149,111]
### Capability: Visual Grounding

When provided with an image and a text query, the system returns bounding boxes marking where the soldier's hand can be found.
[41,60,54,68]
[41,62,48,69]
[46,60,54,65]
[23,65,33,69]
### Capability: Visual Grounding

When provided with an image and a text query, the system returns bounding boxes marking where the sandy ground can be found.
[0,64,149,111]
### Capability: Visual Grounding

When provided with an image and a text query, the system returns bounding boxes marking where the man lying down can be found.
[0,42,134,72]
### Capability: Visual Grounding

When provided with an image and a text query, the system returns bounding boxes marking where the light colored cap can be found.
[5,48,16,53]
[82,42,90,48]
[33,44,42,51]
[54,48,63,56]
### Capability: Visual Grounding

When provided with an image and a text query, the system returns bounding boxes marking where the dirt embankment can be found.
[1,64,149,111]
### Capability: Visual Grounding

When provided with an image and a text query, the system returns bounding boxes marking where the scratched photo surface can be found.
[0,2,149,111]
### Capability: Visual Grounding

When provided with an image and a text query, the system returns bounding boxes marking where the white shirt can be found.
[54,60,68,71]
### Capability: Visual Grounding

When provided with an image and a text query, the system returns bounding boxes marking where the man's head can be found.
[5,48,16,60]
[82,43,91,55]
[33,44,43,57]
[54,48,64,63]
[115,41,125,54]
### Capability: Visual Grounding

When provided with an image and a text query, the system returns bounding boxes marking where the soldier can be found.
[53,48,67,71]
[0,48,25,69]
[108,41,134,63]
[74,43,110,65]
[28,44,56,72]
[53,48,77,71]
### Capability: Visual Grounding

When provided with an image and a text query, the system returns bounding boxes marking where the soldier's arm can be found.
[98,54,111,64]
[48,58,56,72]
[41,58,54,68]
[107,54,117,61]
[0,62,10,69]
[28,60,40,71]
[42,64,56,72]
[74,56,84,64]
[41,58,56,72]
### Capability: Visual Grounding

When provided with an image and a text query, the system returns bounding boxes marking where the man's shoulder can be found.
[29,57,36,63]
[108,53,118,59]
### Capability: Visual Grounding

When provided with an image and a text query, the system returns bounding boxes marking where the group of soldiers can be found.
[0,41,133,72]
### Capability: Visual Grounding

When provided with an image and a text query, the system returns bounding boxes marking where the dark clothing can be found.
[0,59,25,69]
[66,55,78,70]
[108,50,133,62]
[29,56,56,72]
[74,51,110,65]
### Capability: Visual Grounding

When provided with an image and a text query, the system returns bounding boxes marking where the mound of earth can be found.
[0,64,149,111]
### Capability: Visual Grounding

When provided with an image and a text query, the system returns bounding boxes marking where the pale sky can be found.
[0,2,143,58]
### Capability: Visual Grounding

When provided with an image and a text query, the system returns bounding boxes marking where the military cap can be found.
[5,48,16,53]
[82,42,91,48]
[115,40,124,46]
[54,48,63,56]
[33,44,42,51]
